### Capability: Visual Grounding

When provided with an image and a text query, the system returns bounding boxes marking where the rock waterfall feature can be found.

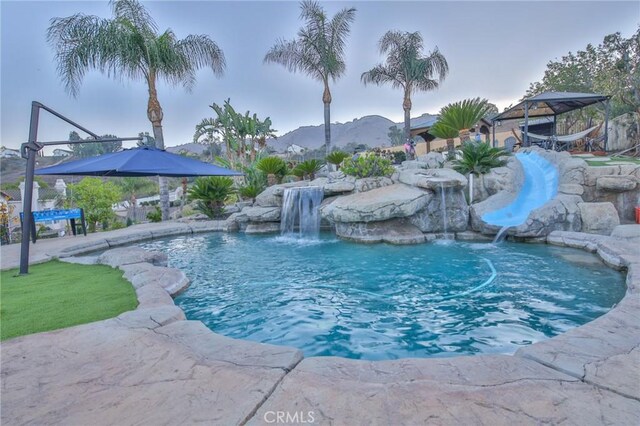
[280,186,324,239]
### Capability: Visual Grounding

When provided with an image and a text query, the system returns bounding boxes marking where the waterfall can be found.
[440,182,451,238]
[493,226,511,244]
[280,186,324,239]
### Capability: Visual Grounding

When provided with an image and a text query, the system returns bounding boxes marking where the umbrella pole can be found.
[19,103,42,275]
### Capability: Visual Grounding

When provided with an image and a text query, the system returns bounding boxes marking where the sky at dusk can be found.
[1,0,638,154]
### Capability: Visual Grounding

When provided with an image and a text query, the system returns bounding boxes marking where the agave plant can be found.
[188,176,235,218]
[325,151,350,170]
[293,159,324,180]
[434,98,492,157]
[256,156,288,186]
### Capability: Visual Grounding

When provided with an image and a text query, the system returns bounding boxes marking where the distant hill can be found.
[267,113,438,152]
[166,143,207,156]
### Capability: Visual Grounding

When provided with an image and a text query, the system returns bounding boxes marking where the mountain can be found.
[267,113,438,152]
[166,143,207,156]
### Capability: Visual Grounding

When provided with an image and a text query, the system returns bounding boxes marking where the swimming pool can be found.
[140,234,625,360]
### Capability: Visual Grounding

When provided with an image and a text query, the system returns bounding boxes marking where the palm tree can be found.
[264,0,356,157]
[47,0,225,220]
[361,31,448,148]
[435,98,491,157]
[428,121,459,159]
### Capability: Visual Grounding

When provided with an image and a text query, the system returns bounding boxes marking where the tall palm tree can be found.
[361,31,448,147]
[264,0,356,156]
[47,0,225,220]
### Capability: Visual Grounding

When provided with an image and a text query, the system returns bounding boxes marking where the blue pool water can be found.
[140,234,625,360]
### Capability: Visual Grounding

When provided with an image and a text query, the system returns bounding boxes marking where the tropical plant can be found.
[48,0,225,221]
[341,155,394,178]
[325,151,349,170]
[361,31,448,147]
[238,167,267,202]
[428,121,459,159]
[256,156,288,186]
[453,142,510,203]
[452,142,510,175]
[432,98,492,158]
[293,159,323,180]
[264,0,356,156]
[68,177,121,232]
[188,176,235,219]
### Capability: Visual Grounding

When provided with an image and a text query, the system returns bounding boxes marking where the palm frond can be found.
[438,98,491,131]
[110,0,157,34]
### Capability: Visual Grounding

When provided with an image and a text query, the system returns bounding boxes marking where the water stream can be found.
[280,186,324,239]
[493,226,511,243]
[440,182,451,238]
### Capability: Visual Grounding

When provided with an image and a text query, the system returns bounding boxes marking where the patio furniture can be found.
[523,124,601,152]
[20,208,86,243]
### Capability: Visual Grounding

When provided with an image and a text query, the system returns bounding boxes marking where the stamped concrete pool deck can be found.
[1,222,639,425]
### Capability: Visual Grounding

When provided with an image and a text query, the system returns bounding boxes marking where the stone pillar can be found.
[19,181,39,212]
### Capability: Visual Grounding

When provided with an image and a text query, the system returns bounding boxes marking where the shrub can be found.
[341,155,394,178]
[452,142,510,175]
[292,159,323,180]
[391,151,406,164]
[146,206,162,222]
[237,167,266,202]
[188,176,235,219]
[68,177,121,232]
[325,151,349,169]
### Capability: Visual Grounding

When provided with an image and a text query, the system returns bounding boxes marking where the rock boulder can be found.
[321,184,428,223]
[335,219,425,244]
[578,202,621,235]
[397,168,467,190]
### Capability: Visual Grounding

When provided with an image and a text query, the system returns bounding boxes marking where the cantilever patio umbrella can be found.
[35,146,242,177]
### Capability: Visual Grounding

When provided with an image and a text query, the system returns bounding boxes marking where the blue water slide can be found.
[482,152,559,227]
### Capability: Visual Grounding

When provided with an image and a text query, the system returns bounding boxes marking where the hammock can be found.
[524,125,600,143]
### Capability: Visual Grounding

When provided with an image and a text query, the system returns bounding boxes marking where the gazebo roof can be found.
[493,91,609,121]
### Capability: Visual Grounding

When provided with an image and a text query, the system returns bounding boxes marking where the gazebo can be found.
[491,91,611,151]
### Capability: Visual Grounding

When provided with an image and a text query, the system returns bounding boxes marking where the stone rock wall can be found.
[607,112,638,151]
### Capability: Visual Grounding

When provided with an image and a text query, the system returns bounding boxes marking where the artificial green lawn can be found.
[1,260,137,341]
[585,157,640,166]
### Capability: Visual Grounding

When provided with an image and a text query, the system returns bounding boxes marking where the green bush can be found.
[146,206,162,222]
[326,151,349,169]
[341,155,394,178]
[293,159,323,180]
[188,176,235,218]
[391,151,406,164]
[452,142,510,175]
[68,177,121,232]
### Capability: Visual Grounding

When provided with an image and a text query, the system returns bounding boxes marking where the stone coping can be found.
[1,225,638,424]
